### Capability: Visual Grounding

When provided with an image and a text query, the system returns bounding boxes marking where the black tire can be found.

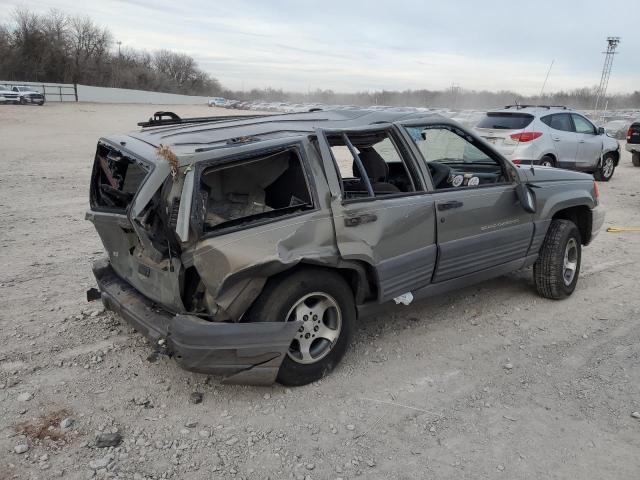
[534,219,582,300]
[19,97,26,105]
[632,152,640,167]
[246,269,355,386]
[593,153,615,181]
[540,155,555,168]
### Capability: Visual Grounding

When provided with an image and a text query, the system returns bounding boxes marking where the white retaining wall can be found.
[0,80,210,104]
[76,85,209,104]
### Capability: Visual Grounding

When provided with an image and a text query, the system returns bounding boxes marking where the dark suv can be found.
[87,110,604,386]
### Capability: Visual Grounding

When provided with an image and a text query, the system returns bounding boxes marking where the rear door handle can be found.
[344,213,377,227]
[552,136,561,142]
[437,200,464,211]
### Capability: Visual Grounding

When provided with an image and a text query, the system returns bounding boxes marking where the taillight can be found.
[511,159,522,164]
[510,132,543,142]
[593,180,600,205]
[627,127,633,140]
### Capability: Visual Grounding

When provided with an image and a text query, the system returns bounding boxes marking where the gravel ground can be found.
[1,102,639,480]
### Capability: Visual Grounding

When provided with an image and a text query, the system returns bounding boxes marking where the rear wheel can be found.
[632,152,640,167]
[246,269,355,386]
[540,155,555,168]
[534,220,581,300]
[594,153,615,181]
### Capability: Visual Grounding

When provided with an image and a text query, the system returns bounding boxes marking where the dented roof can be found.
[127,110,445,152]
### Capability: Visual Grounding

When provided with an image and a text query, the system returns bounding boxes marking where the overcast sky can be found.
[2,0,638,94]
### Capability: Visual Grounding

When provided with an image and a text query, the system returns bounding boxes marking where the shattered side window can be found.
[198,148,314,233]
[90,143,148,212]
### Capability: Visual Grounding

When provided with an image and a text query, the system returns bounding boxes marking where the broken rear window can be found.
[90,143,149,212]
[198,148,314,233]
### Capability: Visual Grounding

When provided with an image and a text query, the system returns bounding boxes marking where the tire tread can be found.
[534,219,580,300]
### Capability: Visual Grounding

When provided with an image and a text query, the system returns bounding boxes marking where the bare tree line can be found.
[1,7,639,109]
[0,9,222,96]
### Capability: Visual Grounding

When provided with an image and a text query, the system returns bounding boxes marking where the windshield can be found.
[476,112,534,130]
[405,126,495,164]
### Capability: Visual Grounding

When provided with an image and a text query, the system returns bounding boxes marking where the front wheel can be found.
[632,152,640,167]
[534,219,582,300]
[246,269,355,386]
[593,153,615,181]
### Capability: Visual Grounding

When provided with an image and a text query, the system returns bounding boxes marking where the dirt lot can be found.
[1,102,639,480]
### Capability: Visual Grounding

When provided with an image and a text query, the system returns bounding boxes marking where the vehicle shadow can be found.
[355,268,535,334]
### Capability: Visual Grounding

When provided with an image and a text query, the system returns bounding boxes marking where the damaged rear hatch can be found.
[86,137,186,312]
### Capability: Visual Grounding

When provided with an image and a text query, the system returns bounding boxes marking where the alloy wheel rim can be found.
[285,292,342,365]
[563,238,578,286]
[603,158,614,178]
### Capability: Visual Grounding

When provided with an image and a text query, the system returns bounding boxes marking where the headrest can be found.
[352,147,388,181]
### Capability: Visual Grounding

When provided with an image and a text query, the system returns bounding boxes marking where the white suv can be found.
[473,105,620,181]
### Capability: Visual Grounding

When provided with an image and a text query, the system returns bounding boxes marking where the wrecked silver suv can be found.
[87,110,604,386]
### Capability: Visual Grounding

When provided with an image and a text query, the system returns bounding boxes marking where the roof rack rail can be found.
[137,111,273,128]
[503,104,569,110]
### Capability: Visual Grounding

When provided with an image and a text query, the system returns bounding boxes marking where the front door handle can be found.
[344,213,378,227]
[437,200,464,211]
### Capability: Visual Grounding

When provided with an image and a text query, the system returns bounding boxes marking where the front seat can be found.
[352,147,400,194]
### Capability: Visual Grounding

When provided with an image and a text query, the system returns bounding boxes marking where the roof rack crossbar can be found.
[137,111,274,128]
[503,104,568,110]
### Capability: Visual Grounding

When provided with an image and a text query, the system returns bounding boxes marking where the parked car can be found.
[87,110,604,386]
[473,105,619,181]
[11,85,45,105]
[626,119,640,167]
[0,85,20,103]
[207,97,227,107]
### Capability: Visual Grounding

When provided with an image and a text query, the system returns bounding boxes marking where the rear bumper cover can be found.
[92,260,301,385]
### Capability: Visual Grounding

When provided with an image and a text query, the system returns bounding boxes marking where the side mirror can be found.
[515,183,536,213]
[597,127,605,135]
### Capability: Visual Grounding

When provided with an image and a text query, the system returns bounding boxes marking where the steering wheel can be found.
[428,162,453,189]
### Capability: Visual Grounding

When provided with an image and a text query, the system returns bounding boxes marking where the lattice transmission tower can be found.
[593,37,620,117]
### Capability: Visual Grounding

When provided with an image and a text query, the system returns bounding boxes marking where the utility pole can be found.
[593,37,620,120]
[450,83,461,109]
[114,40,122,88]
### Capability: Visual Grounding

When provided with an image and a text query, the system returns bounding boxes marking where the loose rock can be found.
[89,455,112,470]
[190,392,203,404]
[17,392,33,402]
[14,444,29,454]
[95,432,122,448]
[60,417,74,430]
